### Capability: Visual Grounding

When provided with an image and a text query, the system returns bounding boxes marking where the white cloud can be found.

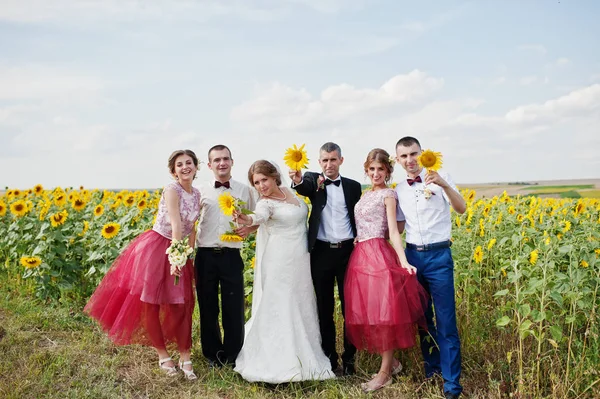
[517,44,547,55]
[555,57,572,67]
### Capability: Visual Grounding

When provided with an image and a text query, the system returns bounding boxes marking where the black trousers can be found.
[194,248,245,364]
[310,240,356,369]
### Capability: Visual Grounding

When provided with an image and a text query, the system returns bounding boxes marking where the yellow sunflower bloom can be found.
[250,256,256,269]
[79,220,89,236]
[580,260,589,268]
[220,233,244,242]
[72,198,86,211]
[94,204,104,217]
[473,246,483,264]
[283,144,309,171]
[218,192,236,216]
[10,200,29,217]
[137,199,147,210]
[50,210,68,227]
[101,222,120,239]
[124,194,136,207]
[487,238,496,251]
[54,193,67,207]
[529,249,539,265]
[417,149,443,171]
[20,256,42,269]
[0,201,7,217]
[33,184,44,195]
[562,220,571,233]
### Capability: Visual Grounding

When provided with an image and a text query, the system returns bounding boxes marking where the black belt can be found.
[197,247,239,254]
[406,240,452,252]
[315,239,354,249]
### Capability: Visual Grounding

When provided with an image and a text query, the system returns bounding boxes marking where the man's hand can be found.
[425,170,448,188]
[289,169,302,185]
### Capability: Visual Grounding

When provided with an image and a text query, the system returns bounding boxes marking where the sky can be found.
[1,0,599,190]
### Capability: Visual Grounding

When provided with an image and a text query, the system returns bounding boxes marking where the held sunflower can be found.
[20,256,42,269]
[218,192,236,216]
[283,144,309,171]
[220,233,244,242]
[417,149,443,172]
[101,222,121,239]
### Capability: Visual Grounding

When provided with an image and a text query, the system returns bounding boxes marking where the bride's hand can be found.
[401,262,417,275]
[233,211,250,226]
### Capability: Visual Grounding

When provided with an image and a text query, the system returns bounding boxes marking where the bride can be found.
[233,160,335,383]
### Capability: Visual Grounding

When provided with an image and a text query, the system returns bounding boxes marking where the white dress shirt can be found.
[395,168,458,245]
[195,179,257,249]
[317,177,354,243]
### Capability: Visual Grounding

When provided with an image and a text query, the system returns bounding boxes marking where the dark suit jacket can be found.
[292,171,362,252]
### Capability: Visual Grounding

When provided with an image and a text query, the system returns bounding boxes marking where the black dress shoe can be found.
[343,363,356,376]
[445,393,460,399]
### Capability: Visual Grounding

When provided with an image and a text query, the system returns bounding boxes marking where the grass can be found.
[527,184,594,190]
[580,189,600,198]
[0,272,509,399]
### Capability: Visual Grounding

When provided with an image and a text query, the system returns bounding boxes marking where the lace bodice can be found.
[355,188,397,241]
[250,196,308,238]
[152,182,201,240]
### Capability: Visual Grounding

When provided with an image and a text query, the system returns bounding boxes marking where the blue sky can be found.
[1,0,599,189]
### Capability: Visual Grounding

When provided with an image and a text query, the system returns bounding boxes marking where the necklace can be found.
[265,187,287,201]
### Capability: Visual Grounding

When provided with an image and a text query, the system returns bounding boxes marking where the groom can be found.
[290,142,362,375]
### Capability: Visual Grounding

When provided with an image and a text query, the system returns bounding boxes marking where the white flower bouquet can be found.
[166,238,194,285]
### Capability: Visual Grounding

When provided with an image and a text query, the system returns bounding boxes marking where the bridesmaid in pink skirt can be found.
[84,150,201,380]
[344,148,429,392]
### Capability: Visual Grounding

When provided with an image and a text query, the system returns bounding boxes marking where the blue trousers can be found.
[406,247,462,396]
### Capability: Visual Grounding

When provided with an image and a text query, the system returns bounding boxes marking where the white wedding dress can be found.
[234,189,335,383]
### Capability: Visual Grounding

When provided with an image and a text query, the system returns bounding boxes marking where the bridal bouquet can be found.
[166,238,194,285]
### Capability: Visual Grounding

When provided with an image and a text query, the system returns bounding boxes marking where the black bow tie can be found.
[215,181,230,189]
[324,179,341,187]
[407,176,422,186]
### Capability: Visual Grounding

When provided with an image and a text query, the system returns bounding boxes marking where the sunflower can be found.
[50,210,68,227]
[20,256,42,269]
[574,201,585,216]
[72,198,86,211]
[487,238,496,251]
[250,256,256,269]
[13,189,21,197]
[124,194,136,207]
[79,220,89,236]
[101,222,121,239]
[68,192,77,202]
[473,246,483,264]
[10,200,28,217]
[91,204,103,217]
[54,193,67,207]
[516,214,524,222]
[220,233,244,242]
[467,190,476,201]
[580,260,589,268]
[218,192,236,216]
[137,199,147,210]
[562,220,571,233]
[529,249,538,265]
[33,184,44,194]
[0,201,6,217]
[417,149,443,171]
[455,215,461,227]
[283,144,309,171]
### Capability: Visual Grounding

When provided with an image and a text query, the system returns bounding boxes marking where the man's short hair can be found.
[395,136,421,149]
[208,144,232,162]
[319,142,342,158]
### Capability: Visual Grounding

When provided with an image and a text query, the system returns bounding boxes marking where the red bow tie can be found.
[215,181,231,189]
[407,176,422,186]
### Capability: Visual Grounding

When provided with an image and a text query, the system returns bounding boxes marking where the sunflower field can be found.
[1,185,599,397]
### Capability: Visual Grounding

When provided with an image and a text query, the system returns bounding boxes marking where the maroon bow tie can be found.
[215,181,231,189]
[407,176,422,186]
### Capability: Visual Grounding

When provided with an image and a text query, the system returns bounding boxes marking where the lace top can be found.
[355,188,397,241]
[152,182,201,240]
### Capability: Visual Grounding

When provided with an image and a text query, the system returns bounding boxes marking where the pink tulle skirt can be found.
[84,230,195,349]
[344,238,429,353]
